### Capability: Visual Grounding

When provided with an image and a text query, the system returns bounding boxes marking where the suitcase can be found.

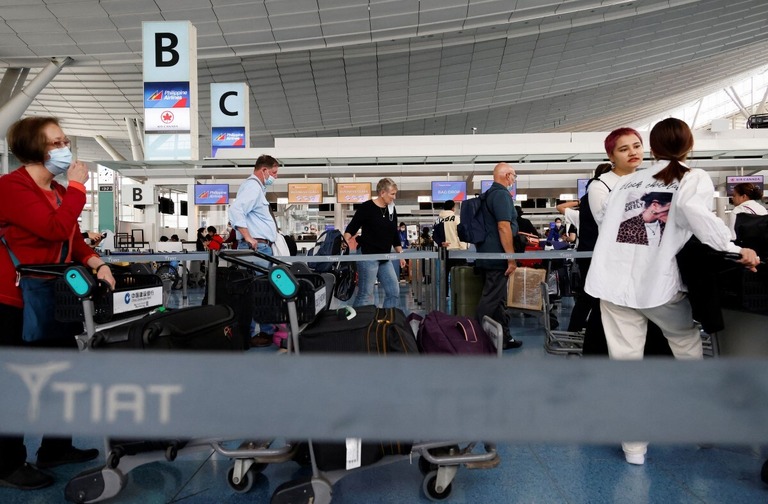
[417,311,496,355]
[299,305,418,355]
[297,306,416,471]
[89,304,241,351]
[450,265,483,317]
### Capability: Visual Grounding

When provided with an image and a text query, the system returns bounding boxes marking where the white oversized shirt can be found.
[585,161,741,309]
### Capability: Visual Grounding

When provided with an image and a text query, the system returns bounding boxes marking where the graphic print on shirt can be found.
[616,190,673,246]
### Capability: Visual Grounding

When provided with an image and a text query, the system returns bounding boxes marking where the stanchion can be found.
[207,249,217,305]
[438,246,448,313]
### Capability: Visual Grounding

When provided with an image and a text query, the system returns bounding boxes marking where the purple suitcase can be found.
[417,311,496,355]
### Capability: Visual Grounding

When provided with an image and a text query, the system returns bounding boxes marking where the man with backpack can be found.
[475,163,522,349]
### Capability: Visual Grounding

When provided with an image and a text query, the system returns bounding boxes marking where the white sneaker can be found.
[624,452,645,465]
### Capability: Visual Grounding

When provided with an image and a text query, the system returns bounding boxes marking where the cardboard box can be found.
[507,267,546,310]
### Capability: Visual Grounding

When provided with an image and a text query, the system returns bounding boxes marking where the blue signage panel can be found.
[144,82,191,132]
[432,181,467,202]
[194,184,230,205]
[211,127,246,157]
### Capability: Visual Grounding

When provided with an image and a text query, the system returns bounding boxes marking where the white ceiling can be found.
[2,0,768,197]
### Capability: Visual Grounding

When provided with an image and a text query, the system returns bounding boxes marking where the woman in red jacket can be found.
[0,117,116,490]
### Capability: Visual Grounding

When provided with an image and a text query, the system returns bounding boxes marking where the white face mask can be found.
[44,147,73,175]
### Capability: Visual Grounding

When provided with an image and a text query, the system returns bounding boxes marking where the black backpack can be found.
[735,213,768,257]
[576,177,610,252]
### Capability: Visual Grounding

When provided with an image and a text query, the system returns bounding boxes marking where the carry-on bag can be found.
[417,311,496,355]
[297,305,416,471]
[298,305,418,354]
[450,265,483,317]
[88,304,241,351]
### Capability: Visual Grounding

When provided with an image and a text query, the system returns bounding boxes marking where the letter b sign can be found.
[123,185,149,205]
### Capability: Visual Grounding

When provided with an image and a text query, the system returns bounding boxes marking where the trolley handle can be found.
[218,249,291,270]
[216,250,270,274]
[16,262,74,277]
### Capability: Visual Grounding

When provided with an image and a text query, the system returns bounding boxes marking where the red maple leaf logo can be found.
[161,111,174,123]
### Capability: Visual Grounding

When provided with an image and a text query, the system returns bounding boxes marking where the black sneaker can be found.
[36,447,99,469]
[0,463,54,490]
[502,338,523,350]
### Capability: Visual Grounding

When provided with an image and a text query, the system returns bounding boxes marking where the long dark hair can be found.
[650,118,693,185]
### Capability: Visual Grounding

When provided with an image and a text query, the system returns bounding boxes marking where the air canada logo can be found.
[148,90,163,101]
[161,111,174,124]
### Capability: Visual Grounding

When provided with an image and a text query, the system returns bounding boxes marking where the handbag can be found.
[1,236,79,343]
[333,262,357,301]
[271,233,291,257]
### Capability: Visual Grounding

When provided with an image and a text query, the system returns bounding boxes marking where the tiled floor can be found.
[2,285,767,503]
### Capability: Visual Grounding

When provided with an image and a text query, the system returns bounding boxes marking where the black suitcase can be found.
[299,306,418,355]
[89,304,241,351]
[297,306,416,471]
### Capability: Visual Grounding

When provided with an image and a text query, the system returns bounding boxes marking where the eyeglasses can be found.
[48,138,71,149]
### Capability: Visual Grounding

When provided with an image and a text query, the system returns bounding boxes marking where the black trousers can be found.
[0,303,77,477]
[475,268,511,340]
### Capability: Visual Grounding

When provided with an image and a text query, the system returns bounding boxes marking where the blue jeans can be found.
[355,259,400,309]
[237,240,275,335]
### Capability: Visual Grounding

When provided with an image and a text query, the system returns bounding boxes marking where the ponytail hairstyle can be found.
[650,118,693,185]
[593,162,613,178]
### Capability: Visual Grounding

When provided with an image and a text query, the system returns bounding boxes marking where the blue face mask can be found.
[265,174,275,186]
[44,147,73,176]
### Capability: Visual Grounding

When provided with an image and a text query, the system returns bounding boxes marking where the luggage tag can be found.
[336,306,356,320]
[345,437,362,470]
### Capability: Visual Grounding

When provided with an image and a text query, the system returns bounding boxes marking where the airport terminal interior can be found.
[2,0,768,502]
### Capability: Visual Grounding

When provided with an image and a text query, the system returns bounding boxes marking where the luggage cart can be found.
[211,250,335,489]
[57,256,326,502]
[269,280,503,503]
[506,267,584,356]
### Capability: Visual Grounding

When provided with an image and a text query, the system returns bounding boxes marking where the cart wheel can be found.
[107,452,121,469]
[422,470,452,501]
[227,466,255,494]
[165,444,178,461]
[418,456,437,475]
[761,459,768,484]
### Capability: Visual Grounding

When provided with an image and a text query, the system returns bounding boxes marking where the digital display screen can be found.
[336,183,372,203]
[194,184,229,205]
[577,179,589,199]
[432,181,467,202]
[288,183,323,204]
[726,175,764,196]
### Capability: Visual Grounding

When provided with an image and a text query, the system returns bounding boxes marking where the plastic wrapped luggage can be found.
[450,265,483,317]
[88,304,241,351]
